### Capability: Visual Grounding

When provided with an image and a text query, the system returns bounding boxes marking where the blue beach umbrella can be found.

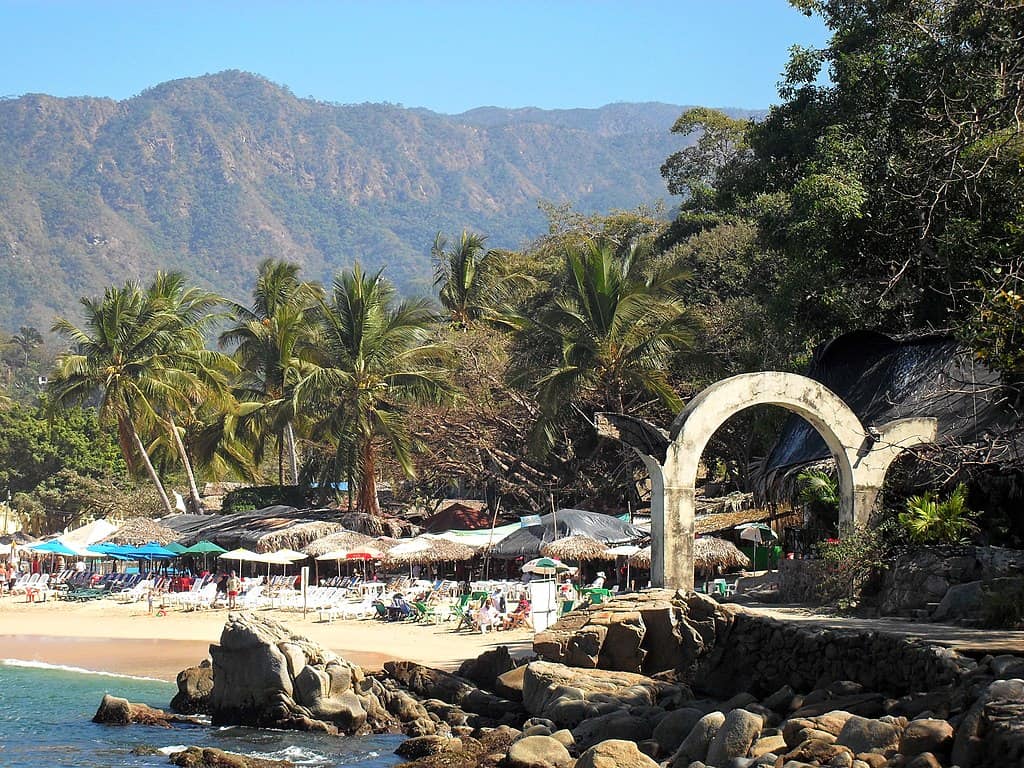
[126,541,177,560]
[31,539,79,557]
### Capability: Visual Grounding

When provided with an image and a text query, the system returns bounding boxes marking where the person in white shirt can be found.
[589,571,606,589]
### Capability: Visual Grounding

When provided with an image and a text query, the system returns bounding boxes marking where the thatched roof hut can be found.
[628,537,751,572]
[249,520,343,554]
[303,529,374,558]
[629,545,651,569]
[385,536,476,565]
[540,534,611,562]
[103,517,179,546]
[337,511,419,538]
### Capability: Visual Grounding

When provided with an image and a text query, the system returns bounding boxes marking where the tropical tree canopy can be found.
[217,259,323,483]
[508,236,699,453]
[296,264,453,515]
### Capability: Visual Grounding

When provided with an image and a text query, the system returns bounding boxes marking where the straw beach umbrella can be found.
[253,520,343,554]
[693,537,751,571]
[103,517,179,546]
[629,545,651,569]
[385,535,475,566]
[540,534,610,562]
[302,529,374,558]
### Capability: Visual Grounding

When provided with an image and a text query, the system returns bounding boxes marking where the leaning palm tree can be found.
[49,274,234,514]
[219,259,323,484]
[295,264,452,516]
[49,281,177,512]
[432,230,534,327]
[507,237,699,452]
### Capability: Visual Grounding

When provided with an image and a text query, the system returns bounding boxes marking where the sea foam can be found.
[0,657,166,683]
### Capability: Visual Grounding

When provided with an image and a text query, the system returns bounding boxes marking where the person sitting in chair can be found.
[502,596,532,630]
[387,592,412,621]
[475,598,499,633]
[589,571,606,589]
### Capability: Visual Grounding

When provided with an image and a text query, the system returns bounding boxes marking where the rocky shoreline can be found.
[94,591,1023,768]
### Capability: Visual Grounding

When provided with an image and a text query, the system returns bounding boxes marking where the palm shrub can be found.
[898,483,979,544]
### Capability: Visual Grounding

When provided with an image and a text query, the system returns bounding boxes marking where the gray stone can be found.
[395,735,462,759]
[951,677,1024,768]
[762,685,796,713]
[706,708,763,766]
[170,660,213,715]
[835,716,900,755]
[653,707,704,753]
[573,712,652,751]
[505,735,574,768]
[898,719,953,757]
[576,739,660,768]
[671,711,725,767]
[931,580,986,622]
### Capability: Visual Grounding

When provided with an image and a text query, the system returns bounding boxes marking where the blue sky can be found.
[0,1,828,112]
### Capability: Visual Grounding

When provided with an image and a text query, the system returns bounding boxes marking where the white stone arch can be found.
[648,372,937,590]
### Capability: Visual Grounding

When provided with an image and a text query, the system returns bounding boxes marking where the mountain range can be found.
[0,70,749,329]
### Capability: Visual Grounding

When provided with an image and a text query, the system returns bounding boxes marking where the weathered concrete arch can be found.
[599,372,938,591]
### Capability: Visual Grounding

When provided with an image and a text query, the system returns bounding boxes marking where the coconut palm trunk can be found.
[357,439,382,517]
[168,416,202,513]
[286,422,299,484]
[132,427,173,514]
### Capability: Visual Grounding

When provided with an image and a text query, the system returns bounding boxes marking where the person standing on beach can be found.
[226,571,241,609]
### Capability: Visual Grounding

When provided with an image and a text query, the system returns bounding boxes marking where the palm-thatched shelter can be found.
[103,517,179,546]
[629,538,751,572]
[249,520,343,554]
[302,529,374,558]
[337,511,418,538]
[385,535,476,565]
[693,537,751,571]
[540,534,611,562]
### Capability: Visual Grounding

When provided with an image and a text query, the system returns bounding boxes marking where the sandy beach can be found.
[0,595,533,680]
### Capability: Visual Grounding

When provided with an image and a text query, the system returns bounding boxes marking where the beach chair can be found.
[412,601,439,624]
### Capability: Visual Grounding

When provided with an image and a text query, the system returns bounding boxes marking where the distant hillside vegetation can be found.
[0,70,754,329]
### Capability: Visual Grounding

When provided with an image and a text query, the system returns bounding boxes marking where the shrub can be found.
[899,483,979,544]
[981,580,1024,629]
[812,523,892,609]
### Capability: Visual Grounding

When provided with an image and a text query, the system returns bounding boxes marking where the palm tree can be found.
[49,282,176,512]
[432,231,534,327]
[219,259,322,484]
[48,274,233,514]
[508,236,698,452]
[295,264,452,515]
[144,272,236,512]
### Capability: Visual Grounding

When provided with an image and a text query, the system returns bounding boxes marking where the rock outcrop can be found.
[208,612,395,734]
[170,660,214,714]
[169,746,293,768]
[92,694,202,728]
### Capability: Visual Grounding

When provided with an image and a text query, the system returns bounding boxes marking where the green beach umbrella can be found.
[183,541,226,555]
[165,542,188,554]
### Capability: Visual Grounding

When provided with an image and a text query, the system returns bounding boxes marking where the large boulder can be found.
[207,612,393,734]
[704,708,763,766]
[573,712,652,751]
[576,739,659,768]
[93,694,200,727]
[170,660,214,714]
[898,719,954,758]
[834,716,901,756]
[459,646,519,690]
[385,660,523,722]
[496,666,528,702]
[505,735,574,768]
[952,678,1024,768]
[169,746,292,768]
[669,711,725,767]
[522,660,681,728]
[652,707,705,753]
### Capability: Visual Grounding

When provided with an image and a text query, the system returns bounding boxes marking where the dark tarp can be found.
[489,508,647,559]
[754,330,1021,500]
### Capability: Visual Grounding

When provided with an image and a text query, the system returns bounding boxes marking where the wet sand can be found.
[0,595,533,680]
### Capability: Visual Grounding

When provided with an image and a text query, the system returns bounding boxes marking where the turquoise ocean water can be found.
[0,659,405,768]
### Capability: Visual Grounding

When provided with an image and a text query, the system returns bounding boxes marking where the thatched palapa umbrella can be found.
[103,517,179,546]
[337,511,418,538]
[302,529,374,558]
[540,534,611,562]
[253,520,343,554]
[694,537,750,571]
[385,535,476,566]
[628,538,751,572]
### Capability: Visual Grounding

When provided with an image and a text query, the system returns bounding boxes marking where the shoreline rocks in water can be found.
[92,694,205,728]
[92,595,1024,768]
